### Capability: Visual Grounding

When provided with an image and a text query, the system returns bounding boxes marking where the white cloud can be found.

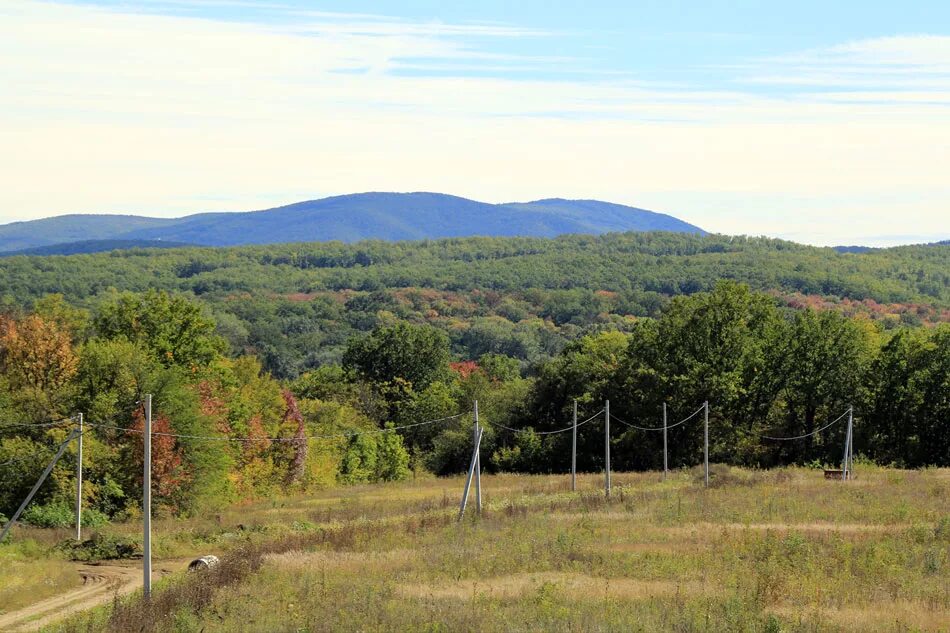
[1,1,949,246]
[739,34,950,92]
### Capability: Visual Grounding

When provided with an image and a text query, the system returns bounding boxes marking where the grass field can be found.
[4,464,949,632]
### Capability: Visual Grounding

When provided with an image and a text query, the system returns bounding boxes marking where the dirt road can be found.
[0,559,189,632]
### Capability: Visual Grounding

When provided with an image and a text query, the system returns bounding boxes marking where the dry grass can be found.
[396,571,718,601]
[8,465,949,632]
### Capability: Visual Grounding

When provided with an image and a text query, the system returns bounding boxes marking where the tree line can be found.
[0,281,946,531]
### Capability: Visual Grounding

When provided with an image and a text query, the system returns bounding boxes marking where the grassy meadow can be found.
[5,464,948,632]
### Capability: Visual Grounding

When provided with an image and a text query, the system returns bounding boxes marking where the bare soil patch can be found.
[0,559,189,632]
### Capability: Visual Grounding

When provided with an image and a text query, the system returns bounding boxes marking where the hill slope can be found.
[0,193,704,252]
[0,232,945,377]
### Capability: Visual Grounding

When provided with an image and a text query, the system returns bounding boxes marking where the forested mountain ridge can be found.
[0,239,194,257]
[0,192,704,252]
[0,231,945,378]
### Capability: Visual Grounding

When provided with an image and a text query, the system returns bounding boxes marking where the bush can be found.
[338,435,378,484]
[22,499,110,529]
[428,428,481,476]
[57,532,141,561]
[375,430,411,482]
[492,429,544,473]
[337,429,411,484]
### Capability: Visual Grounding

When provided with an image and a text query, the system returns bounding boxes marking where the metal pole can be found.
[0,428,79,543]
[662,402,668,481]
[571,400,577,492]
[457,427,483,521]
[143,394,152,599]
[474,400,481,514]
[848,409,855,478]
[841,406,853,482]
[703,401,709,488]
[604,400,611,497]
[75,413,83,541]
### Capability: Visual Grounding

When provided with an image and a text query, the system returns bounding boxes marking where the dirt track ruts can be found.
[0,559,189,632]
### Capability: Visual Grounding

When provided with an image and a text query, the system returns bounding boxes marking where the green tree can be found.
[94,290,225,368]
[769,309,875,464]
[614,282,784,469]
[866,325,949,466]
[343,322,450,393]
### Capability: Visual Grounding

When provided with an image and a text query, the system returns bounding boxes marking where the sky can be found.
[1,0,949,246]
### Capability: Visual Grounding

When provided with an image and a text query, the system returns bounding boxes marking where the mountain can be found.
[0,239,195,257]
[0,192,704,253]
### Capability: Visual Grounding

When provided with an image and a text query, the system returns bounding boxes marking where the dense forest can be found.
[0,232,946,378]
[0,232,947,530]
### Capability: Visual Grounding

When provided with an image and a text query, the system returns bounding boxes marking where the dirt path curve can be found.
[0,559,190,632]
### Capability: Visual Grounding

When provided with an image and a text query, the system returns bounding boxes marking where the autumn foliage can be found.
[130,408,187,500]
[0,314,78,391]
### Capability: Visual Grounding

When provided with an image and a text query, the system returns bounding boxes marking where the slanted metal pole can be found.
[75,413,83,541]
[703,401,709,488]
[841,406,853,482]
[1,428,79,543]
[571,400,577,492]
[458,427,483,521]
[144,394,152,599]
[662,403,668,481]
[604,400,611,497]
[474,400,481,514]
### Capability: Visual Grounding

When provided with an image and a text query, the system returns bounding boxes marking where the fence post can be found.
[662,403,668,481]
[458,427,484,521]
[704,401,709,488]
[604,400,611,497]
[75,413,83,541]
[474,400,481,514]
[143,394,152,599]
[571,400,577,492]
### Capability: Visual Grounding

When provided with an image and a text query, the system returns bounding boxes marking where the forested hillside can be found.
[0,232,946,377]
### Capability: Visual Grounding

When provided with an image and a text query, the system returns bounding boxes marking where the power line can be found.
[82,412,466,442]
[0,416,79,434]
[490,409,604,436]
[755,408,851,441]
[610,403,705,432]
[0,429,84,468]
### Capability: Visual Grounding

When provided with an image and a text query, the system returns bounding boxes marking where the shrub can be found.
[22,499,109,529]
[375,429,411,482]
[57,532,141,561]
[337,429,411,484]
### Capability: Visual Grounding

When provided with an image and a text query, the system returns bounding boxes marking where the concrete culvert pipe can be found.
[188,555,220,572]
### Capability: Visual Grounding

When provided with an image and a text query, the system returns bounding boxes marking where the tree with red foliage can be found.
[282,390,307,485]
[449,360,480,379]
[130,407,187,501]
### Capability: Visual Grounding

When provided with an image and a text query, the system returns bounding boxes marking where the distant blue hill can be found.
[0,239,194,257]
[0,192,705,253]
